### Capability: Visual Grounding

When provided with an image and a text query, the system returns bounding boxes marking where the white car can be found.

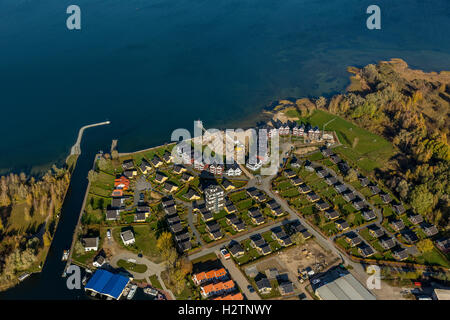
[106,229,111,239]
[311,278,321,285]
[220,248,230,259]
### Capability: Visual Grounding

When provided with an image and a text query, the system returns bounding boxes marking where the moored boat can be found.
[127,285,137,300]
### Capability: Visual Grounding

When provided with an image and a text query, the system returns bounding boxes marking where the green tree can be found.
[409,184,434,216]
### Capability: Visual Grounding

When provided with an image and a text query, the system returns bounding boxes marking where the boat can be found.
[143,287,158,297]
[122,286,130,298]
[62,250,69,261]
[127,285,137,300]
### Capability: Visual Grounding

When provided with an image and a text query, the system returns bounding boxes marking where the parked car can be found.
[311,278,321,285]
[247,285,255,293]
[220,248,230,260]
[106,229,111,239]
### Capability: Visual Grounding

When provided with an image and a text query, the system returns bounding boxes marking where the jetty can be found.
[70,121,111,155]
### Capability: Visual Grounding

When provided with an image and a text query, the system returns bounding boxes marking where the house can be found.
[92,254,106,268]
[344,232,362,247]
[139,158,152,174]
[435,238,450,254]
[362,209,377,221]
[307,192,320,202]
[393,204,406,215]
[380,193,392,204]
[271,206,285,217]
[393,248,409,261]
[185,188,201,201]
[248,208,265,225]
[304,160,314,172]
[206,221,223,240]
[163,181,179,193]
[123,169,137,179]
[420,223,439,237]
[358,244,375,258]
[290,176,303,186]
[330,155,342,164]
[250,234,271,255]
[271,228,292,247]
[225,162,242,177]
[205,185,225,213]
[359,176,370,187]
[82,237,99,252]
[162,196,175,208]
[325,209,340,220]
[114,176,130,190]
[163,151,173,163]
[352,200,367,211]
[166,214,181,225]
[253,192,268,202]
[193,268,228,285]
[201,280,235,298]
[290,157,302,168]
[169,221,183,233]
[151,156,163,168]
[209,162,224,176]
[255,278,272,294]
[181,172,194,183]
[173,164,187,175]
[154,172,168,184]
[178,239,192,252]
[408,214,423,225]
[200,208,214,222]
[379,236,396,250]
[174,231,190,243]
[226,214,246,232]
[334,184,347,194]
[134,211,147,222]
[316,200,330,211]
[106,209,120,221]
[291,221,312,239]
[284,169,296,178]
[321,147,333,157]
[338,162,350,175]
[122,159,134,170]
[390,220,405,232]
[224,201,237,214]
[279,281,295,296]
[366,185,379,196]
[111,197,125,210]
[120,230,135,246]
[214,293,244,301]
[316,169,328,179]
[325,176,338,185]
[368,225,384,238]
[402,229,419,244]
[164,205,177,216]
[221,178,235,191]
[343,191,356,202]
[335,219,350,232]
[228,241,245,258]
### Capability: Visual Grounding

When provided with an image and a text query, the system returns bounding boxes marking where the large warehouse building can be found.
[85,269,131,300]
[314,270,376,300]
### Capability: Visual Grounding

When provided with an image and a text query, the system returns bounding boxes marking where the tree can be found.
[409,184,434,216]
[291,232,305,246]
[87,170,98,183]
[417,239,434,253]
[345,168,358,183]
[315,96,327,109]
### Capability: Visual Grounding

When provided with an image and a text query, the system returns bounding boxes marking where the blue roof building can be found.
[85,269,130,300]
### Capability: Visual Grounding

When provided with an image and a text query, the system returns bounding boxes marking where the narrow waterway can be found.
[0,128,109,300]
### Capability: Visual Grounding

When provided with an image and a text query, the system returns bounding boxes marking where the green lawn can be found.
[299,110,394,172]
[149,274,163,290]
[117,259,148,273]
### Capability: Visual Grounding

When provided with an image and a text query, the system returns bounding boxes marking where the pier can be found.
[70,121,111,155]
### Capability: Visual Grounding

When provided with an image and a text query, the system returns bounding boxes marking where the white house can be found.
[120,230,135,246]
[82,237,99,252]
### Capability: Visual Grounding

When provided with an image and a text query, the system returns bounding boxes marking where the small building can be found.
[106,209,120,221]
[111,197,125,210]
[393,248,408,261]
[139,158,152,174]
[393,204,406,215]
[290,176,303,186]
[85,269,131,300]
[435,238,450,254]
[173,164,187,175]
[92,254,106,268]
[228,242,245,258]
[298,184,312,194]
[367,224,384,238]
[316,200,330,211]
[221,178,235,191]
[359,176,370,187]
[325,209,340,220]
[408,214,423,225]
[181,172,194,183]
[390,220,405,232]
[279,281,295,296]
[335,219,350,232]
[420,223,439,237]
[200,208,214,222]
[402,229,419,244]
[151,156,163,168]
[344,232,362,247]
[379,236,396,250]
[185,188,201,201]
[380,193,392,204]
[255,278,272,294]
[342,191,356,202]
[369,185,381,195]
[162,151,173,163]
[154,172,168,184]
[122,159,134,170]
[325,176,338,185]
[306,192,320,202]
[120,230,135,246]
[362,209,377,221]
[334,184,347,194]
[224,201,237,214]
[358,244,375,258]
[163,181,179,193]
[114,176,130,190]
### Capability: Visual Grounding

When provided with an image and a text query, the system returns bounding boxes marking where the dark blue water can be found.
[0,0,449,299]
[1,0,449,173]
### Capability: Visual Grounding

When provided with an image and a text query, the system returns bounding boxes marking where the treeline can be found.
[298,60,450,230]
[0,166,71,290]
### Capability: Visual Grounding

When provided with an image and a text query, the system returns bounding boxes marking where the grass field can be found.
[299,110,394,172]
[117,259,148,273]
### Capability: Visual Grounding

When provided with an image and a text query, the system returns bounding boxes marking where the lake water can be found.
[0,0,449,299]
[0,0,449,174]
